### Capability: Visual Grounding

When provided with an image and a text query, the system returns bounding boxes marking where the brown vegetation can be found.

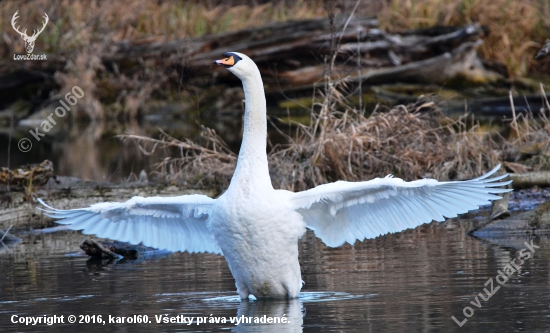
[0,0,326,54]
[117,0,549,192]
[121,81,550,193]
[2,0,548,122]
[2,0,547,78]
[2,0,550,190]
[0,0,328,120]
[378,0,550,78]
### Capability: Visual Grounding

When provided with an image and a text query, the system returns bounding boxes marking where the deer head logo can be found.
[11,11,49,54]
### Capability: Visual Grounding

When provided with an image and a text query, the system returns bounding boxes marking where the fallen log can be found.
[78,19,485,78]
[0,160,55,187]
[79,239,172,260]
[80,239,123,259]
[510,171,550,189]
[470,201,550,236]
[0,16,496,116]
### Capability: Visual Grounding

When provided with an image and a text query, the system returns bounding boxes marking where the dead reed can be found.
[119,127,237,191]
[120,0,548,193]
[500,85,550,173]
[120,80,550,193]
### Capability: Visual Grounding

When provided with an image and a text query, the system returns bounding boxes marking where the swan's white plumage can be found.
[38,195,220,254]
[291,164,511,247]
[38,52,512,299]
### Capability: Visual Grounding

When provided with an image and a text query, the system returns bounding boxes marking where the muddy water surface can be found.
[1,219,549,332]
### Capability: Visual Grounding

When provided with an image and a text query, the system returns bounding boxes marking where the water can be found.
[0,118,212,183]
[1,221,549,332]
[0,108,287,183]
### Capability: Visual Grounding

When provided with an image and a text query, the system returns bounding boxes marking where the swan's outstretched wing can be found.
[292,165,512,247]
[38,195,222,254]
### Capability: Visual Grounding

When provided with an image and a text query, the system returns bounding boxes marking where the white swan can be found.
[39,52,512,299]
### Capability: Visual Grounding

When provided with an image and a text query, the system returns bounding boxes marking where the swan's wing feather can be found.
[292,164,512,247]
[38,195,222,254]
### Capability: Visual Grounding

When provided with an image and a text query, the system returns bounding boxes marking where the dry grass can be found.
[120,78,550,193]
[269,100,502,191]
[501,85,550,172]
[5,0,548,188]
[0,0,326,54]
[4,0,547,77]
[378,0,550,78]
[119,126,237,191]
[117,1,550,193]
[54,45,106,119]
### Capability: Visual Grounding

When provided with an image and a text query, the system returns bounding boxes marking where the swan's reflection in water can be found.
[203,292,368,332]
[233,298,303,332]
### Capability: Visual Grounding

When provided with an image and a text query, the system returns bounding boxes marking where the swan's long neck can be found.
[229,69,272,191]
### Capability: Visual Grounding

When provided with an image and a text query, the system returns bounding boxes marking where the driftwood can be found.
[510,172,550,189]
[72,20,489,87]
[0,17,493,111]
[0,160,55,186]
[374,87,550,119]
[106,18,478,80]
[80,239,123,259]
[470,201,550,236]
[80,239,172,260]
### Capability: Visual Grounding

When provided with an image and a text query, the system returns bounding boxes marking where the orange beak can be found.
[213,55,235,68]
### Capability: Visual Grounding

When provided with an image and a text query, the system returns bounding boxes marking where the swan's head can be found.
[213,52,258,79]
